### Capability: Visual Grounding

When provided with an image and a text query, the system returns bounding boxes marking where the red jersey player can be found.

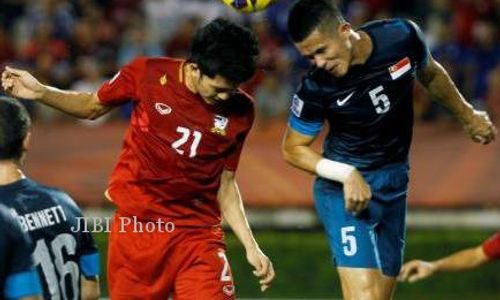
[2,18,275,299]
[398,231,500,283]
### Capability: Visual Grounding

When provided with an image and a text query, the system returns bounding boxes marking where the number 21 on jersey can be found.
[171,126,202,158]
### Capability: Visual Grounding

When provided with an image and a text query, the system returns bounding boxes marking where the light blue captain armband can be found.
[288,114,324,136]
[4,270,42,299]
[80,253,100,278]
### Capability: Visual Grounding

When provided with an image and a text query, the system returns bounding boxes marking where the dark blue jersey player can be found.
[0,96,100,300]
[0,204,42,300]
[282,1,497,300]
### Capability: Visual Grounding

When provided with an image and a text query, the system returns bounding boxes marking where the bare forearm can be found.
[39,86,109,119]
[218,181,258,250]
[81,277,100,300]
[420,61,474,122]
[432,246,488,272]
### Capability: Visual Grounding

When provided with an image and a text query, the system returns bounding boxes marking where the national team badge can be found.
[389,57,411,80]
[160,74,167,86]
[211,114,228,136]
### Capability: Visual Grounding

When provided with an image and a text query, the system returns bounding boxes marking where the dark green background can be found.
[94,229,499,299]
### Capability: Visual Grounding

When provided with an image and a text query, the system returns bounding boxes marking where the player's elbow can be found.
[86,99,110,120]
[281,142,297,166]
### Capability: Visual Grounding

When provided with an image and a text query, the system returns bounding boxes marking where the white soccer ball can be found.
[221,0,274,13]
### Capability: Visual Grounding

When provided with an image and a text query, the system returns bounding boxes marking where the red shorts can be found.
[108,211,236,300]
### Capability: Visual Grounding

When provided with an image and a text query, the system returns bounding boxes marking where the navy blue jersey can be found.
[289,19,430,170]
[0,204,42,299]
[0,178,99,300]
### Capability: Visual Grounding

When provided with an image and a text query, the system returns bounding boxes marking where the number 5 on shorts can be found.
[341,226,358,256]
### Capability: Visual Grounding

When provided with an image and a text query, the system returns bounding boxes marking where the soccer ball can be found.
[221,0,274,13]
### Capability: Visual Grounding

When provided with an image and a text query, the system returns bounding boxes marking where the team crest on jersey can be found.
[211,115,228,136]
[291,94,304,117]
[159,74,167,86]
[389,57,411,80]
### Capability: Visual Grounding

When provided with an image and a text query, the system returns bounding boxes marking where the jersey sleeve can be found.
[482,231,500,260]
[288,77,325,136]
[405,19,431,70]
[224,104,255,171]
[97,56,148,105]
[1,210,42,299]
[58,193,101,279]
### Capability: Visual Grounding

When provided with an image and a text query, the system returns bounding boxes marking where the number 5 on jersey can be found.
[171,126,202,158]
[369,85,390,114]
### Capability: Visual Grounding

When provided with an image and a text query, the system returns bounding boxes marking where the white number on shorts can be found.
[217,251,232,282]
[171,126,202,158]
[341,226,358,257]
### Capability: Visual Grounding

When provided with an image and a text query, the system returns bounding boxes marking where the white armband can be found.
[315,158,355,183]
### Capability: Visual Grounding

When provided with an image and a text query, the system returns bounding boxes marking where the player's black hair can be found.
[189,18,259,83]
[0,96,31,160]
[288,0,346,43]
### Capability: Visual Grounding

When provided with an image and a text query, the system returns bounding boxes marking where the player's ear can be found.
[22,132,31,152]
[189,63,202,81]
[337,22,352,37]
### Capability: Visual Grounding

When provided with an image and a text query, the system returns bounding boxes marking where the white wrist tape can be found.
[315,158,355,183]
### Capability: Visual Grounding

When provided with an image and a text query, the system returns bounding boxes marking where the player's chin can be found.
[328,64,348,78]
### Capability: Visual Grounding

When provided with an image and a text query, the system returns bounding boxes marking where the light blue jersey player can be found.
[282,1,497,299]
[0,96,100,300]
[0,204,42,300]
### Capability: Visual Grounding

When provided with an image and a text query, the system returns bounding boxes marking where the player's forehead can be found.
[296,29,334,56]
[206,75,238,90]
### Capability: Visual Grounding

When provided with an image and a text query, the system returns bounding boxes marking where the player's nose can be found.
[217,92,231,101]
[314,56,327,69]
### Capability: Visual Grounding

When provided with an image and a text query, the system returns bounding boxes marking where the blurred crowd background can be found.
[1,0,499,127]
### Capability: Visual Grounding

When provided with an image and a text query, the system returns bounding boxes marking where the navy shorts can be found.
[313,162,409,277]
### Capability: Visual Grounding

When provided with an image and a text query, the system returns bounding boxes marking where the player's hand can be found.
[1,66,46,100]
[343,169,372,213]
[246,246,275,292]
[398,260,436,283]
[461,110,497,144]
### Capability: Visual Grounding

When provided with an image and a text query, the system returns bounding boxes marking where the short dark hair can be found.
[189,18,259,83]
[288,0,345,43]
[0,96,31,160]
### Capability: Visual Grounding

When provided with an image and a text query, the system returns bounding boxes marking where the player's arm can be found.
[217,169,275,291]
[1,66,111,120]
[81,276,100,300]
[398,244,489,283]
[417,53,496,144]
[281,126,371,212]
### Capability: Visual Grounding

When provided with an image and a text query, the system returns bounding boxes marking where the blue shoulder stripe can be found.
[288,114,323,136]
[4,270,42,299]
[80,252,100,278]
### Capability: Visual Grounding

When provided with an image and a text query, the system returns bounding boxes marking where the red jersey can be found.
[482,231,500,260]
[97,57,254,227]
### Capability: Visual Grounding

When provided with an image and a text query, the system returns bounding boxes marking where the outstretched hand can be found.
[1,66,45,100]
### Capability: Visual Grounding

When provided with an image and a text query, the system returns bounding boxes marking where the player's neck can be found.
[0,161,25,185]
[351,31,373,66]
